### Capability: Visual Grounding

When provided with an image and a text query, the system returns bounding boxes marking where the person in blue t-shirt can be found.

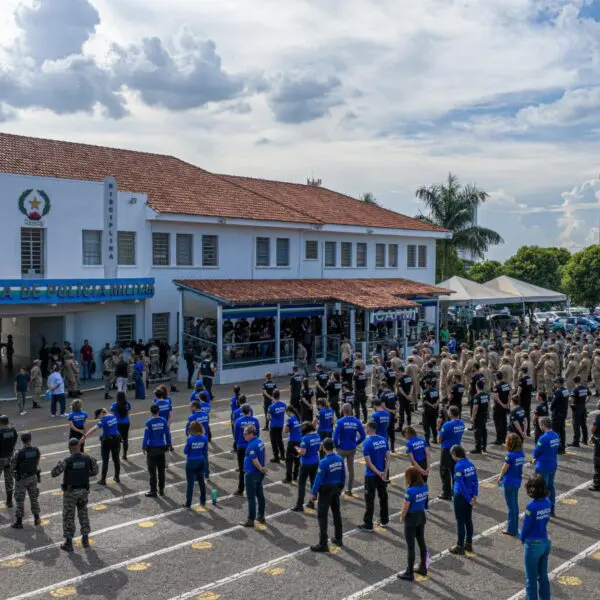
[153,387,173,427]
[449,445,479,555]
[188,401,211,478]
[83,407,121,485]
[142,404,173,498]
[333,403,366,497]
[371,398,391,439]
[283,405,302,484]
[195,391,212,442]
[359,421,391,531]
[240,424,267,527]
[398,466,429,581]
[437,406,465,500]
[68,399,88,451]
[230,385,241,447]
[314,398,334,458]
[233,405,261,496]
[520,474,552,600]
[533,417,560,514]
[111,392,131,460]
[309,438,345,552]
[497,432,525,536]
[403,426,430,508]
[267,389,286,463]
[292,422,322,512]
[183,420,208,508]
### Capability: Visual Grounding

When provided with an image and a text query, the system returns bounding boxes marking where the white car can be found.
[533,312,559,325]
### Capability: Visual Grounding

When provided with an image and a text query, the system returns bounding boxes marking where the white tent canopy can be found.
[484,275,567,304]
[437,276,523,305]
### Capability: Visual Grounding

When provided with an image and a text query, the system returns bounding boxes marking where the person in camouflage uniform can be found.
[50,438,99,552]
[11,432,41,528]
[0,415,18,507]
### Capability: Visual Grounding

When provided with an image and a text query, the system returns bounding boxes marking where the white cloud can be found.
[558,178,600,249]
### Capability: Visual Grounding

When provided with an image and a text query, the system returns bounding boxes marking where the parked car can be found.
[552,316,598,334]
[569,307,590,316]
[533,312,559,325]
[488,313,519,330]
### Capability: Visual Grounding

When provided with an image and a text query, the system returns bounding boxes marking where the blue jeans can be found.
[82,361,92,380]
[524,538,551,600]
[453,494,474,547]
[504,486,520,535]
[538,470,556,512]
[185,459,206,506]
[51,393,66,416]
[245,472,265,521]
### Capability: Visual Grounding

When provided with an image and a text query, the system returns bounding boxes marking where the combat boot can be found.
[81,534,90,548]
[11,518,23,529]
[33,515,41,526]
[61,538,74,552]
[6,494,13,508]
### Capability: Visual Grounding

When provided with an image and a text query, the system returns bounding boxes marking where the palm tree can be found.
[360,192,379,206]
[416,173,504,281]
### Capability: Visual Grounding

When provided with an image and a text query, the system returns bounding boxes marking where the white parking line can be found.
[342,479,593,600]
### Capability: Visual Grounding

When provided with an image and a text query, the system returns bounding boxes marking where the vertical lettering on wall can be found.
[103,176,118,278]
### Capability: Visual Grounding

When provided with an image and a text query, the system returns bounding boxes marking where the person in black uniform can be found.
[533,392,549,443]
[184,346,195,389]
[396,366,413,431]
[261,373,277,432]
[508,396,526,440]
[469,365,485,415]
[11,432,41,528]
[448,373,465,416]
[569,375,590,447]
[550,377,569,454]
[492,371,510,445]
[421,379,439,446]
[516,366,534,437]
[471,379,489,454]
[379,381,398,453]
[199,353,216,398]
[341,358,354,389]
[353,365,368,423]
[590,400,600,492]
[315,364,329,402]
[0,415,18,507]
[289,366,303,412]
[327,372,343,418]
[300,378,315,423]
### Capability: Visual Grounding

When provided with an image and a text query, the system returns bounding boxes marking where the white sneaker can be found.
[19,411,27,416]
[50,414,56,418]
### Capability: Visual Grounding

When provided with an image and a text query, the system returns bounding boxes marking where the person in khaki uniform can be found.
[30,360,43,409]
[459,343,469,370]
[462,352,476,382]
[479,359,492,392]
[577,351,591,384]
[592,349,600,397]
[548,348,561,377]
[410,348,423,370]
[439,352,451,399]
[405,357,420,408]
[499,357,514,393]
[542,353,558,396]
[565,353,579,391]
[487,348,500,372]
[103,354,116,400]
[529,344,541,390]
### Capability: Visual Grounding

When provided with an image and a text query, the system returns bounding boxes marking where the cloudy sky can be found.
[1,0,600,259]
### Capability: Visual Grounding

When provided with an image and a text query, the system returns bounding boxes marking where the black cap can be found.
[68,438,81,447]
[21,432,31,443]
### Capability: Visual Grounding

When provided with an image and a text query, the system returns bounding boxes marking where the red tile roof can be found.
[0,132,447,232]
[175,278,452,310]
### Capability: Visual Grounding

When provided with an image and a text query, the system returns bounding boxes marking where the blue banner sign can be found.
[0,278,155,304]
[370,307,419,324]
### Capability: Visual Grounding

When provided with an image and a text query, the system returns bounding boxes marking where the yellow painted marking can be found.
[138,521,156,528]
[374,526,387,533]
[0,503,6,510]
[196,593,221,600]
[127,561,152,572]
[558,575,582,586]
[74,537,95,548]
[50,588,77,598]
[592,552,600,560]
[52,490,64,497]
[330,545,342,554]
[560,498,577,505]
[305,508,316,515]
[40,519,50,526]
[193,506,208,513]
[92,504,107,511]
[565,451,579,457]
[191,541,213,550]
[255,523,268,531]
[415,574,429,582]
[0,558,25,568]
[480,482,496,489]
[263,567,285,576]
[465,551,476,558]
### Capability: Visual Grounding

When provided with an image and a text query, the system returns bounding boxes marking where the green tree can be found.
[548,247,571,267]
[467,260,504,283]
[416,173,504,281]
[503,246,563,291]
[562,245,600,310]
[360,192,379,206]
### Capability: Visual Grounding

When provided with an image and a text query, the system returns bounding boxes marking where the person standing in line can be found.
[114,355,129,394]
[315,363,329,404]
[198,352,216,398]
[48,364,67,418]
[569,375,590,448]
[142,404,173,497]
[50,438,99,552]
[358,421,390,532]
[233,405,260,497]
[550,376,569,454]
[421,379,439,446]
[230,385,241,446]
[333,403,366,497]
[492,371,511,445]
[83,408,121,485]
[470,379,489,454]
[79,339,94,381]
[398,466,429,581]
[29,360,43,409]
[267,389,286,463]
[183,420,208,508]
[519,474,552,600]
[533,392,549,443]
[314,398,334,454]
[111,392,131,461]
[300,377,315,423]
[403,426,430,507]
[283,405,302,484]
[516,366,534,437]
[395,366,413,431]
[102,353,116,400]
[497,432,525,537]
[309,437,345,552]
[239,425,267,528]
[448,372,465,417]
[289,366,303,413]
[292,422,321,512]
[261,372,277,432]
[533,417,559,516]
[184,345,196,390]
[10,432,41,529]
[378,382,398,453]
[326,371,343,419]
[508,396,527,441]
[67,400,88,451]
[449,445,479,555]
[353,364,369,424]
[371,398,391,442]
[437,406,465,501]
[14,367,31,416]
[168,348,179,393]
[590,399,600,492]
[0,415,18,507]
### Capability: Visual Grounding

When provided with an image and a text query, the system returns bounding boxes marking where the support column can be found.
[276,304,281,364]
[363,309,370,360]
[64,314,76,347]
[216,304,223,381]
[177,289,186,382]
[434,298,440,355]
[349,308,356,352]
[321,307,327,364]
[403,320,408,360]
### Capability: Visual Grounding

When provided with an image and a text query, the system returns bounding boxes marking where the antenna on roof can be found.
[306,177,322,187]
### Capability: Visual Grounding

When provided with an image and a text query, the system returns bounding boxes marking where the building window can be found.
[82,230,102,266]
[357,242,367,267]
[152,312,169,341]
[176,234,193,266]
[388,244,398,268]
[202,235,218,267]
[305,240,318,260]
[418,245,428,268]
[276,238,290,267]
[256,237,270,267]
[407,244,417,268]
[21,228,45,277]
[375,243,386,267]
[118,231,136,266]
[324,241,336,267]
[341,242,353,267]
[116,315,136,346]
[152,232,170,266]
